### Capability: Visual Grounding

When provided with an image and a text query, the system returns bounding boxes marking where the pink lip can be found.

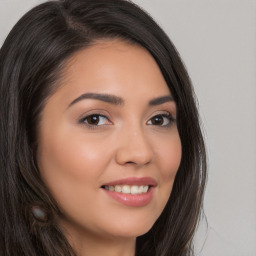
[101,177,157,207]
[102,177,157,187]
[103,188,155,207]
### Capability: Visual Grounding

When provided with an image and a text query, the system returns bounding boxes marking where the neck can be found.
[74,236,135,256]
[61,221,136,256]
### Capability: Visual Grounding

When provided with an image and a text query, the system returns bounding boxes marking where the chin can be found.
[99,213,158,239]
[113,224,153,238]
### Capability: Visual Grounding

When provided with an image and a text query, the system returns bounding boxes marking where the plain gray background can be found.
[1,0,255,255]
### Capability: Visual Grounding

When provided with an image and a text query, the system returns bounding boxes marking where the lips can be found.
[101,177,157,207]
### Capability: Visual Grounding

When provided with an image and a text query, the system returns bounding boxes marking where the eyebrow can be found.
[68,93,174,108]
[68,93,124,107]
[149,95,174,105]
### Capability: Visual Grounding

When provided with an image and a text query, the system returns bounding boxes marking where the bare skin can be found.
[36,39,182,256]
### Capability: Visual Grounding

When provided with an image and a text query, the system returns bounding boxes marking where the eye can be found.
[147,113,175,127]
[79,114,111,127]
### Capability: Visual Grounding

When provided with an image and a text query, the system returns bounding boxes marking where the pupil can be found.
[89,115,99,124]
[153,116,163,125]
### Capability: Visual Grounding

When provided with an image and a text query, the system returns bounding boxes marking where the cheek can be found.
[158,134,182,179]
[155,134,182,204]
[36,128,110,209]
[38,124,108,175]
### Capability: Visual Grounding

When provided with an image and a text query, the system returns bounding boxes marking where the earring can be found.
[32,206,48,222]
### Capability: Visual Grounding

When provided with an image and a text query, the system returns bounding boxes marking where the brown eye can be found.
[147,114,174,127]
[80,114,110,126]
[86,115,100,125]
[151,115,164,125]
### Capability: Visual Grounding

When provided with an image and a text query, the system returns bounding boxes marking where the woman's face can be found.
[37,39,182,241]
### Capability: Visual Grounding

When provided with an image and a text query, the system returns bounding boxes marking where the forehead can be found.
[53,39,172,105]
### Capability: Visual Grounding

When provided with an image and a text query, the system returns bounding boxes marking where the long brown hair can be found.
[0,0,207,255]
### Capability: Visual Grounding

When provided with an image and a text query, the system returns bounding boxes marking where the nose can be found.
[115,125,153,167]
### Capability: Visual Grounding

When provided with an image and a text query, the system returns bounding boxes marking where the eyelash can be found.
[79,112,175,129]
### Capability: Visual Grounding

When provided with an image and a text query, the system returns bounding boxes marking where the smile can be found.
[103,185,149,194]
[101,177,157,207]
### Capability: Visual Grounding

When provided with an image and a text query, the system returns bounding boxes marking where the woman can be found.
[0,0,207,255]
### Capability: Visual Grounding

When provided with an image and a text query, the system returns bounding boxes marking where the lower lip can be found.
[102,187,154,207]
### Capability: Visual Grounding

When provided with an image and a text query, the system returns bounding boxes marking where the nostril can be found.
[115,142,153,166]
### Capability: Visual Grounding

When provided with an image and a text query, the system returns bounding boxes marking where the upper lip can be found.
[102,177,157,187]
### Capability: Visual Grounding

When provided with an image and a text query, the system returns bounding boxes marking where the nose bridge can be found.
[115,121,153,166]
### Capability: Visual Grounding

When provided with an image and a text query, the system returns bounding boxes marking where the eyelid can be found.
[149,110,175,120]
[147,111,176,127]
[78,112,112,129]
[77,108,111,119]
[77,110,176,129]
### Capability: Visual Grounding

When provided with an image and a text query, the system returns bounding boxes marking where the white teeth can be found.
[115,185,122,193]
[139,185,144,193]
[109,186,115,191]
[122,185,130,194]
[131,185,139,194]
[143,186,149,193]
[105,185,150,194]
